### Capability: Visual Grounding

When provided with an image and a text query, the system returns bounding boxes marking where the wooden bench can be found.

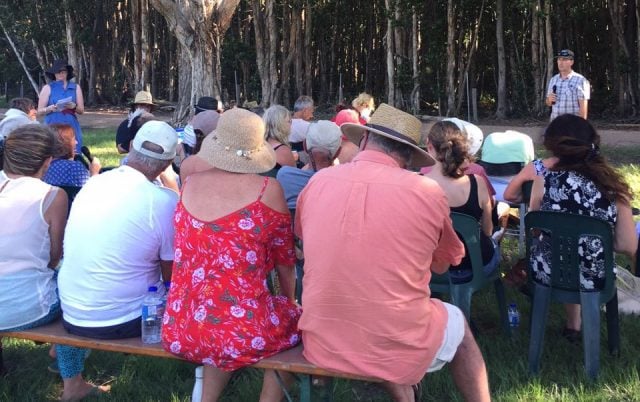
[3,320,381,401]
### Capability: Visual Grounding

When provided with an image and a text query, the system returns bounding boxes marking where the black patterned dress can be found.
[530,170,617,290]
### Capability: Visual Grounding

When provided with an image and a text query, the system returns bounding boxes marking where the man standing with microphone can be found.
[545,49,590,120]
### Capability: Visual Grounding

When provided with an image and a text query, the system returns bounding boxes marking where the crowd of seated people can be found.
[2,90,638,402]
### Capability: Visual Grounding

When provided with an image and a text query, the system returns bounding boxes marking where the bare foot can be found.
[60,377,110,401]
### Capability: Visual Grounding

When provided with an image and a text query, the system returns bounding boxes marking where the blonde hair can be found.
[263,105,291,145]
[351,93,375,110]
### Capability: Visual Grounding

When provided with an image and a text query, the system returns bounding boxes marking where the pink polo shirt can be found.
[295,150,464,385]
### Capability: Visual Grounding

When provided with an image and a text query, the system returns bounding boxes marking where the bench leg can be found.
[299,375,312,402]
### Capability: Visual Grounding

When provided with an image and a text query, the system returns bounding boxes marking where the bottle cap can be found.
[148,286,158,292]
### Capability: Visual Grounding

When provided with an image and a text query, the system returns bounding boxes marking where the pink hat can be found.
[334,109,360,127]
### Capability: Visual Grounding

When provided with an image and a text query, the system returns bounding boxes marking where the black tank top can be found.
[449,174,495,272]
[450,175,482,220]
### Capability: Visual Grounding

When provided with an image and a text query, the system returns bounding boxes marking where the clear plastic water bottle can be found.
[141,286,163,344]
[508,303,520,329]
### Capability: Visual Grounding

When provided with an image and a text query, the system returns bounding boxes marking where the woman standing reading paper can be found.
[38,60,85,153]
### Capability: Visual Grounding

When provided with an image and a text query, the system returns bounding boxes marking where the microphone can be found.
[81,146,93,162]
[551,85,557,105]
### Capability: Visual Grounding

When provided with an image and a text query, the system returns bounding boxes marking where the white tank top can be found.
[0,171,58,329]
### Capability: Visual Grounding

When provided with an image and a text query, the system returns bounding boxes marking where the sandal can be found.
[47,358,60,374]
[561,327,581,344]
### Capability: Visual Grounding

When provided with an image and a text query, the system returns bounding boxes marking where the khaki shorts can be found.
[427,302,465,373]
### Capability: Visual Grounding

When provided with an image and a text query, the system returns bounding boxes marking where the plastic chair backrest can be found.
[525,211,615,297]
[476,160,523,176]
[431,212,488,286]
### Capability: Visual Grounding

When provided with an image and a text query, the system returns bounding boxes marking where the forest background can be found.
[0,0,639,124]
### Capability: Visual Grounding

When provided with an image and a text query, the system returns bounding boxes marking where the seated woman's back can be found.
[425,121,497,281]
[162,108,301,374]
[529,115,637,289]
[181,170,288,221]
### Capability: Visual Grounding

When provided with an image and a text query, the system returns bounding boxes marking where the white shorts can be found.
[427,302,465,373]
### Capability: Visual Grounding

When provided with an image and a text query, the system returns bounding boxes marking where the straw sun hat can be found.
[197,108,275,174]
[340,103,435,168]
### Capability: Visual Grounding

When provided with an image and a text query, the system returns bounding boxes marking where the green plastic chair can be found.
[525,211,619,380]
[430,212,510,335]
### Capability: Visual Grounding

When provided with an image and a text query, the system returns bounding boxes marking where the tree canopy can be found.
[1,0,638,120]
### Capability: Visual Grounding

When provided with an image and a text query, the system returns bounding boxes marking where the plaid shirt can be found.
[547,71,590,120]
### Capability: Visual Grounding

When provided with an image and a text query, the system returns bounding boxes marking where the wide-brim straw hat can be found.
[197,108,275,174]
[45,59,74,81]
[341,103,435,168]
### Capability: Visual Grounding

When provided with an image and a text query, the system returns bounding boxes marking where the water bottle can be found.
[141,286,163,344]
[508,303,520,329]
[192,366,203,402]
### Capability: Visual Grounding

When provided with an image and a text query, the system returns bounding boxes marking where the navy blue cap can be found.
[555,49,575,59]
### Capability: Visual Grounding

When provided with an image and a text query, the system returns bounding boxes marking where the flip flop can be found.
[47,359,60,374]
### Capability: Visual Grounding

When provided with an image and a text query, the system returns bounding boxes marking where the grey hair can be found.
[127,148,171,176]
[367,132,413,164]
[293,96,314,113]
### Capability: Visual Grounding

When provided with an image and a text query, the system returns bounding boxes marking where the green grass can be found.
[2,135,640,401]
[83,128,123,168]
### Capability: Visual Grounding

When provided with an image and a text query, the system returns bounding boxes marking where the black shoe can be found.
[561,327,581,344]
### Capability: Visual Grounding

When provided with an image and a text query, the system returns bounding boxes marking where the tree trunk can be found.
[0,21,39,93]
[252,0,278,107]
[531,0,542,115]
[267,0,279,104]
[544,0,554,93]
[150,0,240,122]
[63,4,81,82]
[385,0,396,107]
[607,0,635,114]
[495,0,506,119]
[294,6,303,99]
[454,0,485,114]
[446,0,456,115]
[411,9,420,114]
[303,0,312,96]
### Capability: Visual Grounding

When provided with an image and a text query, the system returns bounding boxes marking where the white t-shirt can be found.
[59,165,178,327]
[289,119,311,143]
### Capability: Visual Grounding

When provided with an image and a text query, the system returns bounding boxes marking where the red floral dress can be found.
[161,178,301,370]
